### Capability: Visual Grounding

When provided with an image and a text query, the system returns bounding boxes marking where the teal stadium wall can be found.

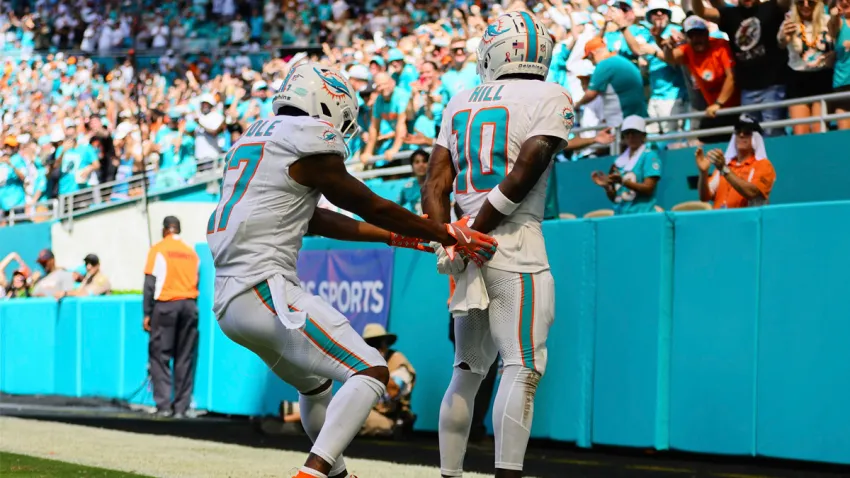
[0,222,52,280]
[2,202,850,464]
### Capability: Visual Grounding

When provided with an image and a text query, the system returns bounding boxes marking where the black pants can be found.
[449,314,499,441]
[149,299,198,413]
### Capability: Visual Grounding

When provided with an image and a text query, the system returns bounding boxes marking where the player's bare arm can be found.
[472,135,565,235]
[307,208,392,243]
[290,152,455,245]
[421,145,456,224]
[307,208,435,252]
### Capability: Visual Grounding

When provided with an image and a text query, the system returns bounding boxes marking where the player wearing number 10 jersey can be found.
[206,62,497,478]
[422,11,575,478]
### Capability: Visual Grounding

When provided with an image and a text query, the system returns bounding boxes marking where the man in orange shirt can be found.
[697,114,777,209]
[143,216,200,418]
[652,16,740,142]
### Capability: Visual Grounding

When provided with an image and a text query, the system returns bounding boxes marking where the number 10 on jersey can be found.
[452,106,509,194]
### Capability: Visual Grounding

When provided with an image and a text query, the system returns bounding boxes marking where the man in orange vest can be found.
[143,216,200,418]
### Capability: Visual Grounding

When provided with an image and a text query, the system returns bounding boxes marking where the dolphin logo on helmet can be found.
[483,17,511,44]
[314,67,352,100]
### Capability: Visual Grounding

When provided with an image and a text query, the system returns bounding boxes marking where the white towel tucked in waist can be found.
[267,274,308,329]
[449,263,490,317]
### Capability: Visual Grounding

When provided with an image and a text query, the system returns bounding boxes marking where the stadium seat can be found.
[671,201,712,212]
[583,209,615,219]
[654,205,664,212]
[559,212,577,219]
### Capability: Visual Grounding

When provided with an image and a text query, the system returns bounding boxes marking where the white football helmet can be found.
[477,11,554,83]
[272,61,359,140]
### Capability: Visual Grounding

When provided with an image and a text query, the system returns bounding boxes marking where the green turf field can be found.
[0,452,152,477]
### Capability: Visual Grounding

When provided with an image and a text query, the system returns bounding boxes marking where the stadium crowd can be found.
[1,0,850,222]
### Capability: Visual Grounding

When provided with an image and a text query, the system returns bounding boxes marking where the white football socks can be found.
[298,385,347,477]
[438,367,484,477]
[310,374,385,467]
[493,365,541,471]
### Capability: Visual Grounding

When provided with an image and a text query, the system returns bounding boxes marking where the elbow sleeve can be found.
[143,274,156,316]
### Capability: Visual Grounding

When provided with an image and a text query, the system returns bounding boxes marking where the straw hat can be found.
[362,323,397,347]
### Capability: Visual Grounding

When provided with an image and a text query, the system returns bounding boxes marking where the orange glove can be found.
[444,216,498,267]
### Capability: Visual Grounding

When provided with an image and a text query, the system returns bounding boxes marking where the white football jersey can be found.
[436,80,575,273]
[206,115,347,316]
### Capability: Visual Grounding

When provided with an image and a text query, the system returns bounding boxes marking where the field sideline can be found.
[0,417,505,478]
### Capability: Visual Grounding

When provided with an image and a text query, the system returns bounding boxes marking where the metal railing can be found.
[575,90,850,155]
[3,91,849,227]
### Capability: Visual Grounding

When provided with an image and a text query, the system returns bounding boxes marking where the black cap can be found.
[163,216,181,230]
[734,114,764,135]
[83,254,99,266]
[37,249,54,263]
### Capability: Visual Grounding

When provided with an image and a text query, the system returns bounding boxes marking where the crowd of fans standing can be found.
[2,0,850,223]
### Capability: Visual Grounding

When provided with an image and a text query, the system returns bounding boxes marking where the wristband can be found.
[486,186,520,216]
[721,166,731,175]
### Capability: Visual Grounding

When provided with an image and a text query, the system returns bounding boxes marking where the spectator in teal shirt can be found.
[604,1,652,62]
[346,65,374,157]
[250,8,264,43]
[362,72,410,165]
[0,137,27,214]
[439,39,480,104]
[404,60,442,148]
[591,116,662,215]
[547,36,573,89]
[55,125,100,195]
[612,0,689,133]
[387,48,420,93]
[574,37,647,127]
[397,149,429,215]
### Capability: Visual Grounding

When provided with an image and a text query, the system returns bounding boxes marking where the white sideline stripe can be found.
[0,417,515,478]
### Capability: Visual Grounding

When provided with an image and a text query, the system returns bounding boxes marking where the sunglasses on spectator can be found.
[454,48,467,54]
[735,130,754,137]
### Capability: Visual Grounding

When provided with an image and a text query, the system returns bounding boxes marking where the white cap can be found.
[198,93,217,106]
[621,115,647,133]
[198,111,224,132]
[646,0,672,15]
[114,121,134,140]
[50,127,65,143]
[251,80,268,91]
[347,64,370,81]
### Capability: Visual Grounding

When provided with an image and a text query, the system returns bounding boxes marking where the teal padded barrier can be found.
[756,202,850,465]
[54,300,81,396]
[3,202,850,465]
[592,213,673,449]
[555,157,614,216]
[668,209,760,455]
[194,244,214,411]
[0,299,57,394]
[535,219,597,445]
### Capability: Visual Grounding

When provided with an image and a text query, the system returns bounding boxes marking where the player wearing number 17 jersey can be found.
[206,62,497,478]
[422,11,575,478]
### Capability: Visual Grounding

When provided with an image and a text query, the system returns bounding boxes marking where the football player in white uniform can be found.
[206,62,497,478]
[422,12,576,478]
